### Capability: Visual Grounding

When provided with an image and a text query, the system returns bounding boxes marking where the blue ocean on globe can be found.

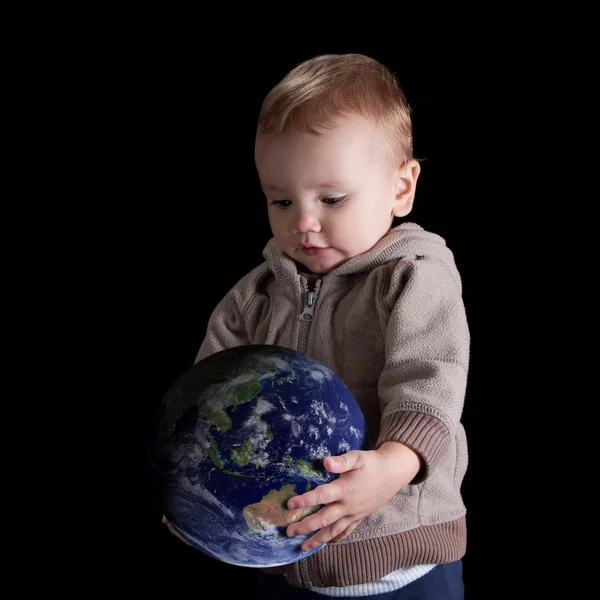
[148,344,369,568]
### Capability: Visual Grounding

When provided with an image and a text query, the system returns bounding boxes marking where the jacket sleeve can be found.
[193,265,269,364]
[376,256,470,482]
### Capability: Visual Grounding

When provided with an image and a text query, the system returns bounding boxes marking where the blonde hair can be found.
[256,53,415,165]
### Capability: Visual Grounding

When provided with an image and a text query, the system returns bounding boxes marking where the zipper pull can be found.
[301,291,315,321]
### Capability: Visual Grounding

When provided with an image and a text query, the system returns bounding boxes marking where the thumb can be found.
[324,451,360,473]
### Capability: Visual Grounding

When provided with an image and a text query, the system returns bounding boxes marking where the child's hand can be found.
[285,441,422,552]
[162,515,191,545]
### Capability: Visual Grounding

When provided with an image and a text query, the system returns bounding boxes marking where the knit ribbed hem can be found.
[376,411,449,482]
[282,517,466,589]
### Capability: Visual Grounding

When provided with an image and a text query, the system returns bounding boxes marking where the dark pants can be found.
[254,561,463,599]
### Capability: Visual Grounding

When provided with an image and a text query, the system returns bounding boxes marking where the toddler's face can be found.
[255,113,418,274]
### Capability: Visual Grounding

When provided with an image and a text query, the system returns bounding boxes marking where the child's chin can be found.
[300,260,339,275]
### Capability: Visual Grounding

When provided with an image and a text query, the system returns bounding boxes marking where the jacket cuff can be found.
[375,411,449,482]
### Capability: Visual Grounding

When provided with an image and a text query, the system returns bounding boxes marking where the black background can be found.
[79,37,485,597]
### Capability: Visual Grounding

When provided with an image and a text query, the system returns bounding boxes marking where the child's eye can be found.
[271,200,292,207]
[322,196,347,206]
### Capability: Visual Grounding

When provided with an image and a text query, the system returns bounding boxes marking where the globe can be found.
[147,344,369,568]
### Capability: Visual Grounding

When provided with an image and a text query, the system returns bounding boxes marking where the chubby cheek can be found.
[341,217,387,254]
[268,214,289,241]
[271,226,296,253]
[329,214,368,248]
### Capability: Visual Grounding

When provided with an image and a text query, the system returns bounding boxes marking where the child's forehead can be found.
[256,113,384,149]
[256,123,393,191]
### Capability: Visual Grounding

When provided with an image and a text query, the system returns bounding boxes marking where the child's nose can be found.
[292,210,321,233]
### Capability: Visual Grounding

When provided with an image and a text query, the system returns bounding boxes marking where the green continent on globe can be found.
[231,439,253,465]
[207,437,223,469]
[164,375,264,471]
[243,484,320,532]
[229,411,272,469]
[253,354,296,386]
[202,377,262,432]
[164,376,261,438]
[285,456,328,480]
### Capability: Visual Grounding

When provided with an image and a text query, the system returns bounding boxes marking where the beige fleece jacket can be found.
[195,222,470,589]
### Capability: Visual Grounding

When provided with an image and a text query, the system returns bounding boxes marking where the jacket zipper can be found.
[298,277,321,354]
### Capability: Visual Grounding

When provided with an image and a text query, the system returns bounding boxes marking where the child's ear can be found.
[392,160,421,217]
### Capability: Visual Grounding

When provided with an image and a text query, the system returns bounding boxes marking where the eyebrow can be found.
[261,184,283,193]
[262,182,347,192]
